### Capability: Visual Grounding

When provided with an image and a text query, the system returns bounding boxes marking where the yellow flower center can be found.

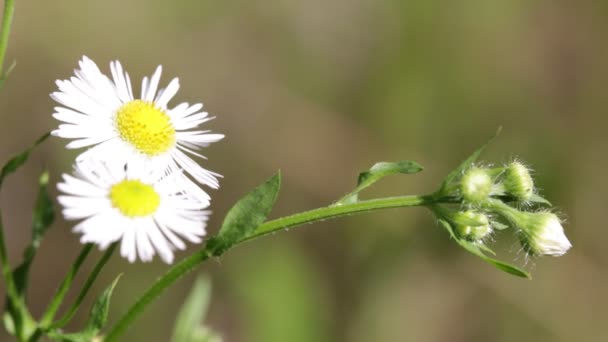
[109,180,161,217]
[115,100,175,156]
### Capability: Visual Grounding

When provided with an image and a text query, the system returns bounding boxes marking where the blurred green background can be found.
[0,0,606,341]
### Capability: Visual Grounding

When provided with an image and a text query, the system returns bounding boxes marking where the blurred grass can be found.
[0,0,606,341]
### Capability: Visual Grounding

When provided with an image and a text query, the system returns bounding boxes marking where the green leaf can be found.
[51,274,123,341]
[436,127,501,197]
[438,219,530,278]
[335,160,423,205]
[527,193,551,206]
[172,275,214,342]
[12,171,55,296]
[84,274,122,335]
[206,172,281,256]
[0,132,50,189]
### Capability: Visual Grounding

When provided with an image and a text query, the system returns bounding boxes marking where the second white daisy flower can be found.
[51,56,224,200]
[57,160,210,264]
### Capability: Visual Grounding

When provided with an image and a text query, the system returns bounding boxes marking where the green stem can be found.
[104,247,212,342]
[49,243,117,330]
[247,195,431,241]
[39,244,93,328]
[0,211,17,301]
[0,0,15,83]
[104,194,440,341]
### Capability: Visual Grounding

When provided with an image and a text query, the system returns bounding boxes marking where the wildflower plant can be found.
[0,2,572,342]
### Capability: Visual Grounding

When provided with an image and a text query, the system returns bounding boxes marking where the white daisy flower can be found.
[57,159,210,264]
[51,56,224,202]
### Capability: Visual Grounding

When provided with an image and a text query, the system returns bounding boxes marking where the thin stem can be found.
[104,194,440,341]
[0,211,18,300]
[0,0,15,81]
[246,195,432,241]
[39,244,93,328]
[0,0,17,298]
[48,243,117,330]
[103,247,212,342]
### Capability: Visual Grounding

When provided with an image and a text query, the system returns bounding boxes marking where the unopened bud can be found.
[503,162,534,201]
[461,167,493,205]
[454,210,492,241]
[516,212,571,256]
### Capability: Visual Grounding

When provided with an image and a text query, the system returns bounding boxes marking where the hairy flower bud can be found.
[516,212,571,256]
[503,162,534,201]
[454,210,492,241]
[461,167,493,205]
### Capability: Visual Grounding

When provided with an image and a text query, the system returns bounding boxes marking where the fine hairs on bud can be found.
[454,210,493,242]
[460,167,493,205]
[503,161,534,201]
[514,211,572,257]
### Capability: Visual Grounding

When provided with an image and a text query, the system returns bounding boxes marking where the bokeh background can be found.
[1,0,606,341]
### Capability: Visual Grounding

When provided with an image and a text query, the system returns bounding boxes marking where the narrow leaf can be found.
[206,172,281,256]
[47,275,123,342]
[436,127,501,196]
[172,275,212,342]
[438,219,530,278]
[527,194,551,206]
[12,171,55,295]
[84,274,122,335]
[0,132,50,189]
[335,160,423,205]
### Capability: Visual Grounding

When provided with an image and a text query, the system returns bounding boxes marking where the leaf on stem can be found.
[12,171,55,296]
[48,275,122,342]
[206,172,281,256]
[335,160,423,205]
[0,132,50,189]
[438,219,530,279]
[436,127,501,197]
[527,194,551,206]
[172,274,221,342]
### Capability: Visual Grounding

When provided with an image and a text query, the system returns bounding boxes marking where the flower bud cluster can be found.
[438,161,571,257]
[459,161,537,206]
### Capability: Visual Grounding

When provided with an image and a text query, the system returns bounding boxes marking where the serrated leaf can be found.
[12,171,55,296]
[172,275,212,342]
[206,172,281,256]
[436,128,501,196]
[438,219,530,278]
[0,132,50,189]
[335,161,423,205]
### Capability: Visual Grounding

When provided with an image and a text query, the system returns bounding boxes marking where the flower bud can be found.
[516,212,571,256]
[503,162,534,201]
[461,167,493,205]
[454,210,492,241]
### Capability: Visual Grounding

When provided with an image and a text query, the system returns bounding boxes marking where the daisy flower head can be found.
[57,159,210,264]
[51,56,224,201]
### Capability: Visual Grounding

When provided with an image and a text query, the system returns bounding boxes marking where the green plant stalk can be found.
[39,244,93,328]
[0,0,16,297]
[0,0,15,79]
[0,211,18,305]
[104,194,443,341]
[49,243,117,330]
